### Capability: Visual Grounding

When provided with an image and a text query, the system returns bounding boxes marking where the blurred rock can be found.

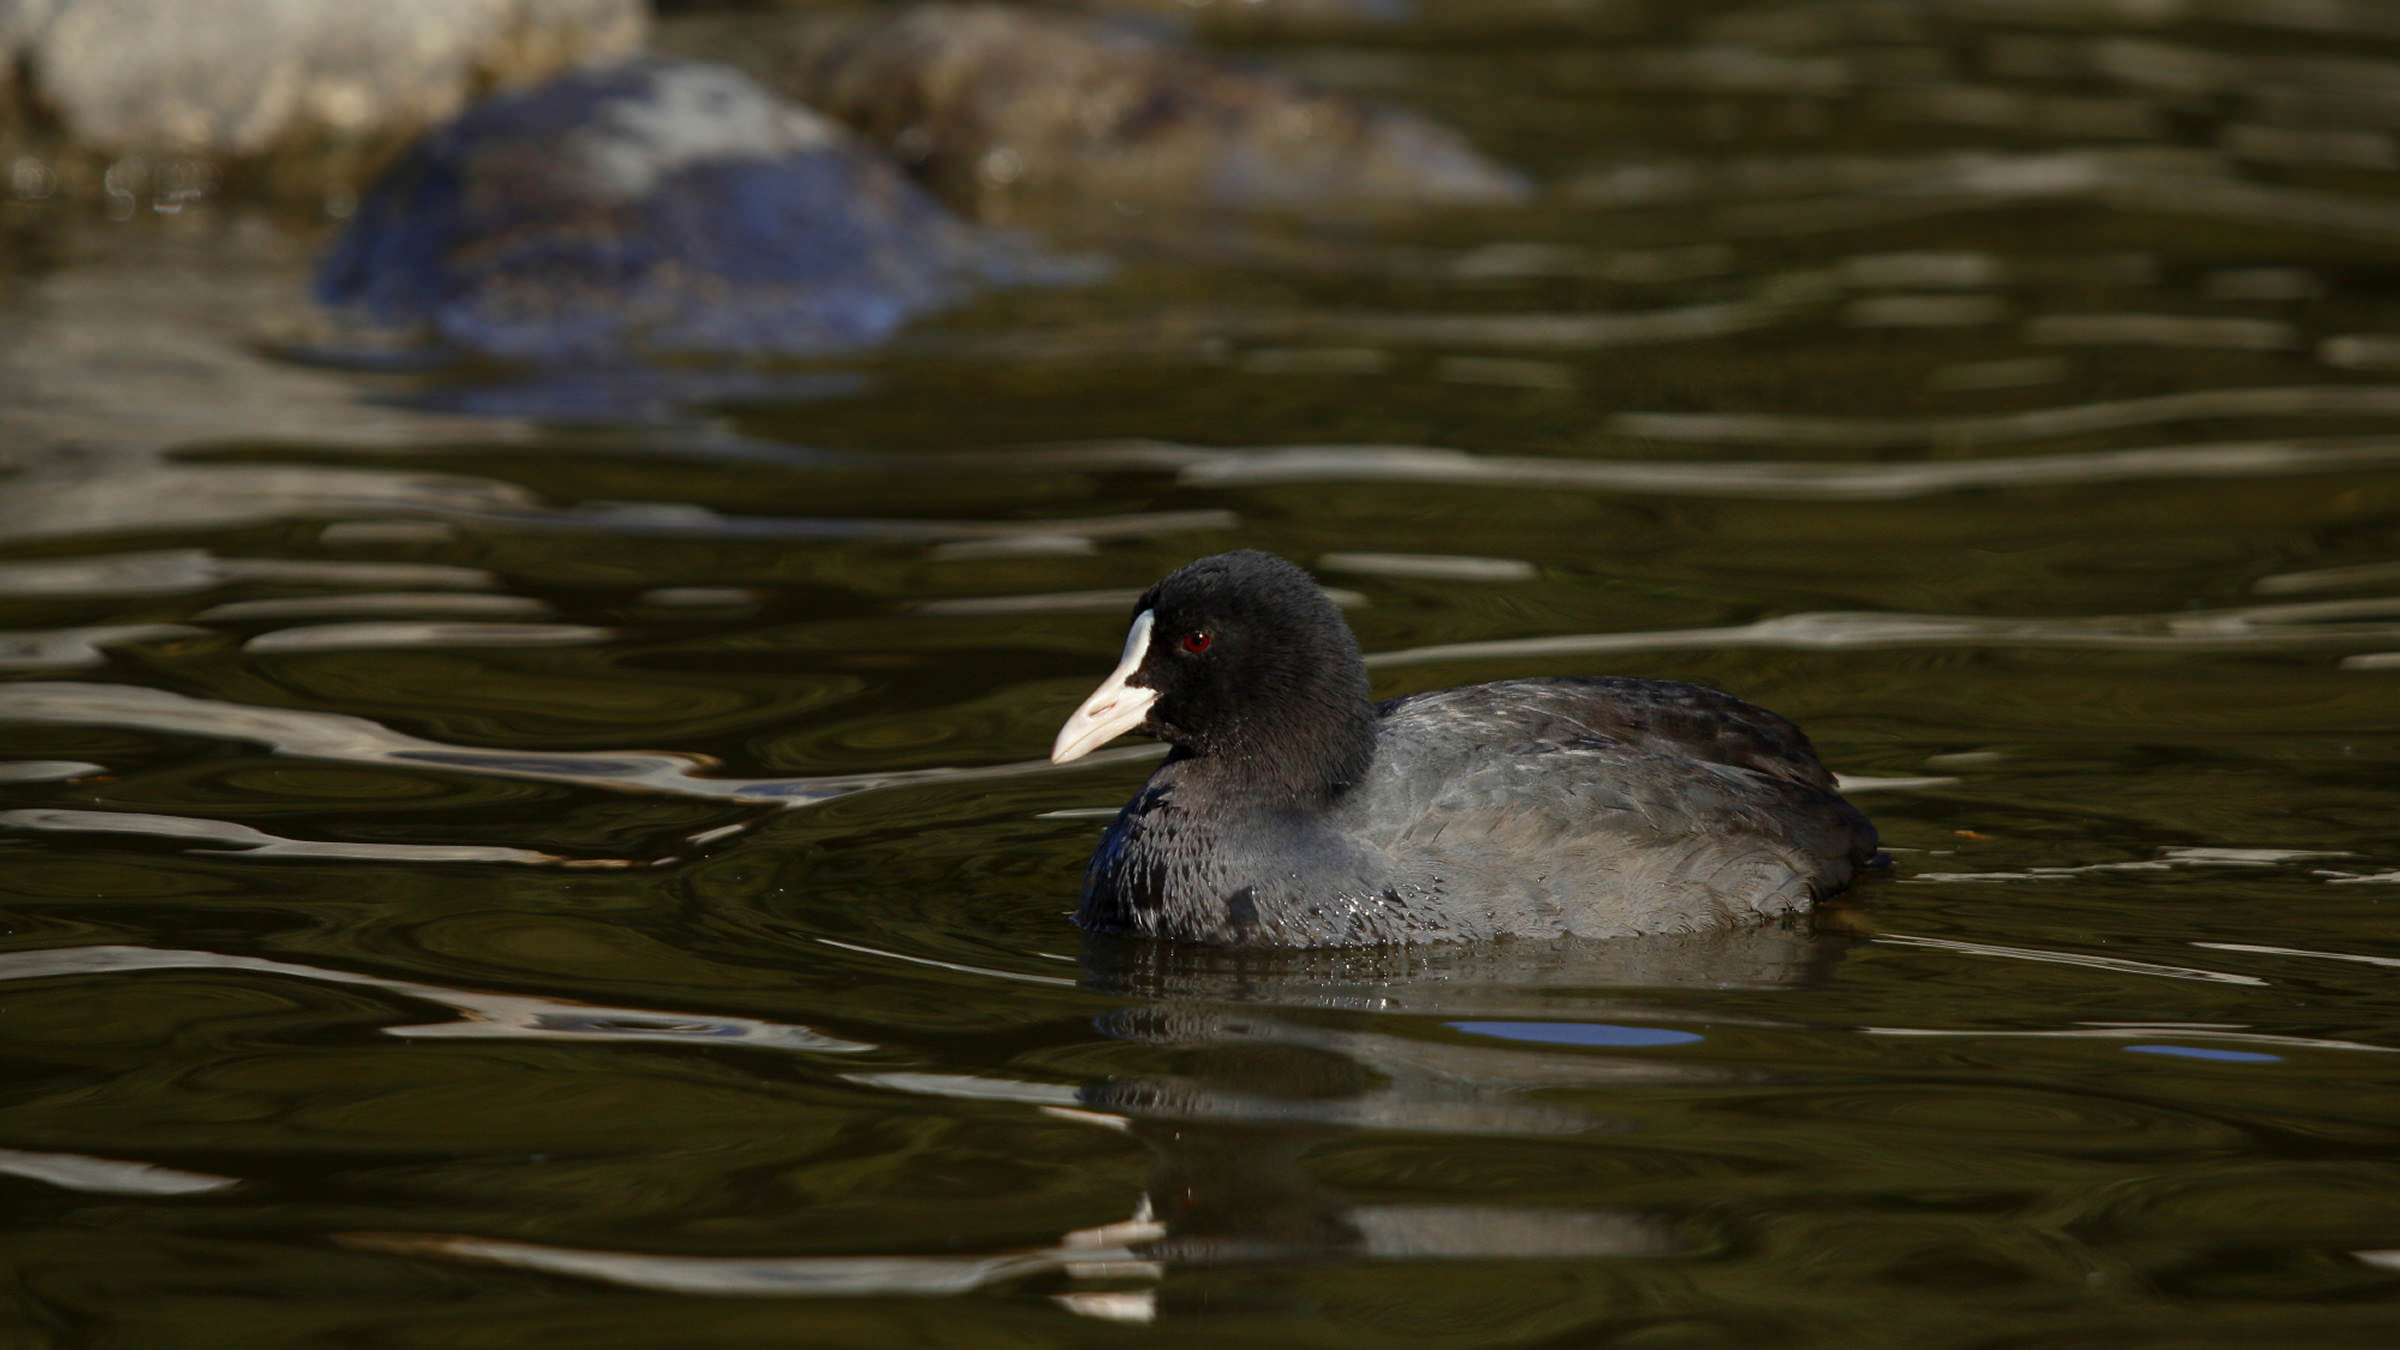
[1055,0,1413,32]
[659,0,1410,29]
[759,3,1529,212]
[316,58,1051,361]
[0,0,645,199]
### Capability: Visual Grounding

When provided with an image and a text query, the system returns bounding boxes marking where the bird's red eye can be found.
[1180,630,1211,654]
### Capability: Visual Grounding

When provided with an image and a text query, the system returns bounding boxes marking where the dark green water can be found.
[7,3,2400,1345]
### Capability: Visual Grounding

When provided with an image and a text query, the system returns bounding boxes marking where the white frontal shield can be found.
[1051,610,1159,763]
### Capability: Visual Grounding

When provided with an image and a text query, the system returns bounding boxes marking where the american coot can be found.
[1051,550,1879,947]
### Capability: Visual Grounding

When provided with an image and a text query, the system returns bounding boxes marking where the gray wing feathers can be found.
[1353,680,1873,937]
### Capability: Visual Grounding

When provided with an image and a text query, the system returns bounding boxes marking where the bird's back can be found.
[1334,678,1878,938]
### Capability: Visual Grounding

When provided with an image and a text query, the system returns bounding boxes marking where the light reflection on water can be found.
[6,0,2400,1343]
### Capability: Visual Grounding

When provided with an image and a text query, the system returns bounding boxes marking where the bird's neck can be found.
[1184,694,1377,809]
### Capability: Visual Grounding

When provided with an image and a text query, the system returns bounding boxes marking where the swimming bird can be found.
[1050,550,1878,947]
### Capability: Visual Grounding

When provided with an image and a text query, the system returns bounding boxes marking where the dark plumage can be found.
[1051,550,1879,947]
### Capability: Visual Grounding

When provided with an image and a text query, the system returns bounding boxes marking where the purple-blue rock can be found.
[317,58,1043,361]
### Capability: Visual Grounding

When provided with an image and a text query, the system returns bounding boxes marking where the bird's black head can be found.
[1052,550,1375,803]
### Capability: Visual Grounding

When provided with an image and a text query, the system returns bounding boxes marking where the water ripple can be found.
[0,623,200,671]
[2190,942,2400,971]
[2025,313,2296,350]
[0,681,1157,825]
[342,1193,1670,1299]
[1909,845,2357,883]
[0,460,539,543]
[0,807,635,868]
[470,502,1238,545]
[2252,560,2400,595]
[197,593,549,623]
[0,760,102,782]
[1862,1022,2394,1055]
[1609,388,2400,449]
[1174,435,2400,495]
[915,586,1364,616]
[0,945,870,1053]
[0,550,497,599]
[340,1230,1153,1299]
[242,622,614,654]
[1364,600,2400,668]
[0,1147,241,1197]
[815,938,1079,989]
[1317,552,1538,582]
[0,457,1235,558]
[1675,148,2400,246]
[1873,935,2267,987]
[1220,299,1802,351]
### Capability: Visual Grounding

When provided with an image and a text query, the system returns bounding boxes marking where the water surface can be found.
[5,3,2400,1345]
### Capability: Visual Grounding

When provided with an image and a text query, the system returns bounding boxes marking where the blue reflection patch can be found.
[2125,1043,2282,1063]
[1450,1021,1702,1048]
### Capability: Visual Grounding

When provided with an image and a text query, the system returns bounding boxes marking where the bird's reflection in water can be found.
[1062,921,1849,1296]
[351,919,1855,1318]
[1079,925,1845,1132]
[1085,916,1847,1008]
